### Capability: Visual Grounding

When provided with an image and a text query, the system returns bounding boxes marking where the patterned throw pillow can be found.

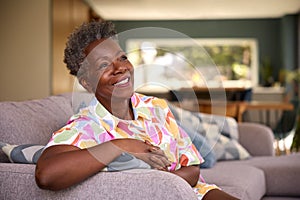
[107,153,151,171]
[201,122,250,161]
[0,142,44,164]
[0,142,151,171]
[200,113,239,140]
[168,102,251,162]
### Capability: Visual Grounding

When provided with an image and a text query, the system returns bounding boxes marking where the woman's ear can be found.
[79,77,94,93]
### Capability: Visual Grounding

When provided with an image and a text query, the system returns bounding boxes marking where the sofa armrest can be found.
[0,163,197,200]
[238,122,275,157]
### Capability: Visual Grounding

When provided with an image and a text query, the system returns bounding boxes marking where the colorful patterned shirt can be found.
[45,93,218,199]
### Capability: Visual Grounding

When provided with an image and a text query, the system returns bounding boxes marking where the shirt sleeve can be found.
[152,96,204,168]
[165,105,204,167]
[45,116,99,149]
[177,125,204,166]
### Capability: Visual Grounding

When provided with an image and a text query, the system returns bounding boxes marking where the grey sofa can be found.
[0,93,299,200]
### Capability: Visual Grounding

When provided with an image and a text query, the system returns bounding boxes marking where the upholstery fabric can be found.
[202,121,250,161]
[262,197,300,200]
[0,94,73,145]
[201,162,266,200]
[238,123,275,156]
[0,164,197,200]
[168,102,250,162]
[235,153,300,196]
[0,94,73,162]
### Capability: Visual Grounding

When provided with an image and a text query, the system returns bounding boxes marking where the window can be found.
[126,38,258,91]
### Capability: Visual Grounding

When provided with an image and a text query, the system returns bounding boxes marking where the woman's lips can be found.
[114,77,129,86]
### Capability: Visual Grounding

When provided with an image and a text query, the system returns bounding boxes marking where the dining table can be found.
[194,100,294,124]
[237,100,294,125]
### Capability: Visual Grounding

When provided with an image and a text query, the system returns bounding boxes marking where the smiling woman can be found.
[79,38,135,115]
[35,21,239,200]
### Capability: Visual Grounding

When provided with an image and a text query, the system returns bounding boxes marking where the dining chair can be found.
[272,99,299,155]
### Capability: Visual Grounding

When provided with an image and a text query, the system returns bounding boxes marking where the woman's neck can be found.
[99,97,134,120]
[113,100,134,120]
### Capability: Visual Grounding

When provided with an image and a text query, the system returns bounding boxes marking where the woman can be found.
[35,21,239,200]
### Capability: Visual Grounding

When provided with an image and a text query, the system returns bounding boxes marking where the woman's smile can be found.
[114,77,130,87]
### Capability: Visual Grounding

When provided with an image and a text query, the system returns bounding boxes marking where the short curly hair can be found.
[64,21,117,76]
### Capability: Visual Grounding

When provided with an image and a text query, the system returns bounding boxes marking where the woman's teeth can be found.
[114,78,129,86]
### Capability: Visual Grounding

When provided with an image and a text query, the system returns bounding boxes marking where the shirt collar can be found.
[88,93,152,131]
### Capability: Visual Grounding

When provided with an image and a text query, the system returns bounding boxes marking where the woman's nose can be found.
[112,60,129,73]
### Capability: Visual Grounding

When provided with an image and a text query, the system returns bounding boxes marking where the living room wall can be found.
[0,0,51,101]
[113,15,298,85]
[0,1,297,101]
[0,0,89,101]
[51,0,89,95]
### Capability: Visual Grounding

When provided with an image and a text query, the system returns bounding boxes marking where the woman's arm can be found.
[35,138,171,191]
[35,142,120,191]
[171,165,200,187]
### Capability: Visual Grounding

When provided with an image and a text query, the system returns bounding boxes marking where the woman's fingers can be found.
[149,156,168,171]
[144,140,172,167]
[149,153,172,169]
[133,151,171,170]
[145,140,160,152]
[149,149,172,166]
[130,140,172,170]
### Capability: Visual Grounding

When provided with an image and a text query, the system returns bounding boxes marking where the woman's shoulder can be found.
[133,92,168,108]
[68,103,100,127]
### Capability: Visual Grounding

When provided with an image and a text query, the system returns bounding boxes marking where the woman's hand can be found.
[136,140,172,171]
[111,139,172,171]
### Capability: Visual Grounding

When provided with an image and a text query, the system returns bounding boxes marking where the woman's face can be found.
[82,38,134,103]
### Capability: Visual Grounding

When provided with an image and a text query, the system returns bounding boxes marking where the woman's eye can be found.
[120,55,128,61]
[99,62,109,69]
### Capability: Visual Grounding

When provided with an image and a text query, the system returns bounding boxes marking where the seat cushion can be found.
[201,162,266,200]
[262,197,300,200]
[237,153,300,196]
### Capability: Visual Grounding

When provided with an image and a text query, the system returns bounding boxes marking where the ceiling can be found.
[85,0,300,20]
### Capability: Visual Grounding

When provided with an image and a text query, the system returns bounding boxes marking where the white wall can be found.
[0,0,51,101]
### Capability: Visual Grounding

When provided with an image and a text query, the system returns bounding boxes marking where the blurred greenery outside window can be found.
[126,38,258,88]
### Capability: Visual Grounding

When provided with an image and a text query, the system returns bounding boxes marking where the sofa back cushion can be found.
[0,94,73,162]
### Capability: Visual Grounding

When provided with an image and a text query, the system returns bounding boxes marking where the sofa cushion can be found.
[0,142,43,164]
[262,197,300,200]
[238,123,275,156]
[0,94,73,144]
[236,153,300,196]
[201,162,266,200]
[168,103,251,162]
[202,121,251,161]
[200,112,239,140]
[0,164,197,200]
[0,94,73,162]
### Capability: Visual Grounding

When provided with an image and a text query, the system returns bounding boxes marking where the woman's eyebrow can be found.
[115,50,124,56]
[94,56,109,63]
[93,50,124,64]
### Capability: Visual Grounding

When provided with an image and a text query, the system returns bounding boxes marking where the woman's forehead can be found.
[85,38,120,54]
[85,38,122,60]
